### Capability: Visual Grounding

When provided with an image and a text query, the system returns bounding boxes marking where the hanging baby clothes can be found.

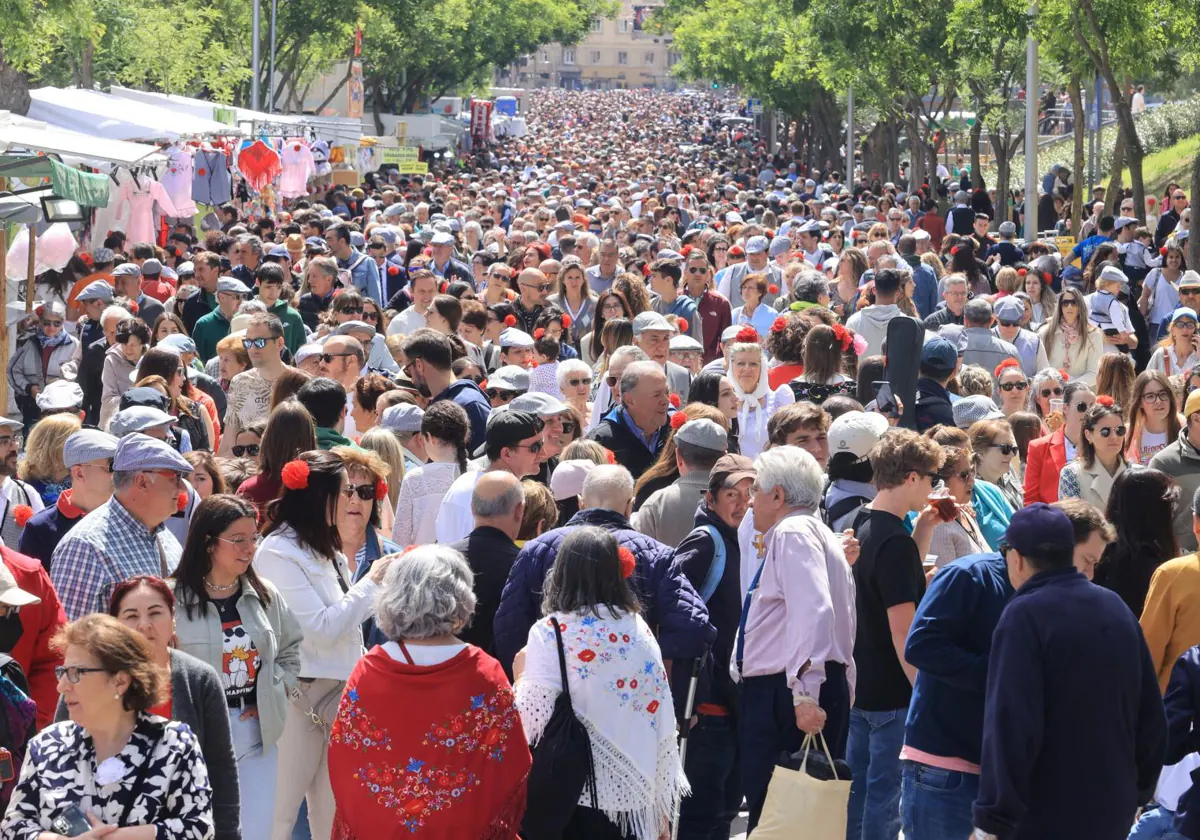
[161,145,197,217]
[115,172,180,245]
[193,148,232,206]
[237,140,282,193]
[312,140,332,176]
[278,139,317,198]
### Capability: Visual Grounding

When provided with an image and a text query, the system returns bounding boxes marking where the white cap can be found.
[828,411,889,460]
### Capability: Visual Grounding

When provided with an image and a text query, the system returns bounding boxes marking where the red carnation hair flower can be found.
[670,411,687,430]
[561,313,572,328]
[832,323,853,351]
[994,358,1021,378]
[735,326,759,343]
[618,546,636,579]
[1057,368,1070,382]
[768,284,779,295]
[950,246,960,256]
[332,288,344,298]
[1017,268,1027,277]
[604,448,617,465]
[1096,395,1115,407]
[1043,272,1052,283]
[503,314,517,327]
[1162,247,1169,256]
[677,317,688,334]
[12,505,33,528]
[375,479,389,501]
[771,316,787,333]
[127,301,139,315]
[387,265,400,276]
[534,328,546,339]
[281,460,311,490]
[669,393,681,408]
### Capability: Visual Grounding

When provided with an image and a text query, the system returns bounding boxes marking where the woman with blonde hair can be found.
[831,248,867,320]
[1095,352,1136,412]
[18,412,80,505]
[358,426,405,535]
[994,266,1022,297]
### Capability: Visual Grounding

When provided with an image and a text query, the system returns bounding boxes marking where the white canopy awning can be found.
[108,86,306,129]
[0,112,165,166]
[27,87,243,142]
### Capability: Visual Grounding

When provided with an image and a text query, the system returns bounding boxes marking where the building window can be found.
[591,50,602,64]
[563,49,575,65]
[619,18,629,32]
[591,18,602,32]
[541,51,549,63]
[618,51,628,65]
[668,51,681,66]
[645,51,655,65]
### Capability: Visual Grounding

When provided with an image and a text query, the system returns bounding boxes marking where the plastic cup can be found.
[1050,398,1065,415]
[927,488,957,522]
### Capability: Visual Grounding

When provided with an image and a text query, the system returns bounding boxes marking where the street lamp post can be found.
[1024,2,1039,239]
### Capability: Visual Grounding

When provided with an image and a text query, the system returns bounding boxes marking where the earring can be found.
[113,693,121,700]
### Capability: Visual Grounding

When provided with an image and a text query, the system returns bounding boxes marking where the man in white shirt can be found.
[386,269,439,337]
[435,410,545,543]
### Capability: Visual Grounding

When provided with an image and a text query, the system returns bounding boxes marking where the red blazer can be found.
[1024,428,1068,505]
[2,547,66,729]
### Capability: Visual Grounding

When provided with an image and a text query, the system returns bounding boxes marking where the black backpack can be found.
[521,617,598,840]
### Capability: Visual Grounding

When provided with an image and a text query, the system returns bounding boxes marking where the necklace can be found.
[204,577,238,593]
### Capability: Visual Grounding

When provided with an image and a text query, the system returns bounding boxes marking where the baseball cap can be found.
[1172,307,1199,325]
[744,236,769,255]
[380,403,424,433]
[76,279,114,303]
[994,297,1025,325]
[0,562,38,608]
[707,453,756,495]
[1113,216,1138,231]
[267,245,291,260]
[1185,388,1200,419]
[921,337,959,374]
[1180,271,1200,289]
[550,459,598,501]
[35,380,83,412]
[828,411,889,461]
[216,277,252,295]
[674,419,728,452]
[953,394,1004,428]
[478,409,542,458]
[632,311,673,335]
[1003,502,1075,556]
[304,236,328,251]
[487,365,530,393]
[63,429,119,469]
[112,432,193,473]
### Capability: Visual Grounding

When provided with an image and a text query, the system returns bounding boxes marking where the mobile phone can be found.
[1103,328,1120,337]
[873,381,897,416]
[51,804,92,837]
[0,747,12,783]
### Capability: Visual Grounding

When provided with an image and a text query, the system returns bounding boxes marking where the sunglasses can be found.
[566,377,589,388]
[522,282,552,293]
[999,381,1028,392]
[1097,425,1128,438]
[1073,401,1095,413]
[941,469,973,482]
[487,389,517,401]
[998,320,1022,328]
[338,305,364,314]
[362,310,379,322]
[1060,299,1079,307]
[231,444,260,457]
[991,443,1019,456]
[511,440,543,454]
[319,352,355,364]
[341,483,377,501]
[1040,387,1064,398]
[605,374,619,388]
[686,267,707,274]
[242,337,271,350]
[42,320,63,328]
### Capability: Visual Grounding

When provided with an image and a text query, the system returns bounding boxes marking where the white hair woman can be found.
[328,546,531,839]
[727,336,795,459]
[557,358,594,424]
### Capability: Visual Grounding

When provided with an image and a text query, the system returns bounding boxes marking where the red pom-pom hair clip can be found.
[375,479,389,501]
[504,314,517,327]
[771,316,788,334]
[561,314,572,328]
[994,357,1021,379]
[670,411,687,431]
[618,546,636,579]
[1057,368,1070,383]
[281,460,311,490]
[768,284,779,295]
[12,505,33,528]
[735,326,759,343]
[1162,247,1169,256]
[677,317,688,334]
[950,246,960,256]
[387,265,400,276]
[534,328,546,339]
[1017,268,1028,277]
[1095,395,1115,408]
[669,394,681,409]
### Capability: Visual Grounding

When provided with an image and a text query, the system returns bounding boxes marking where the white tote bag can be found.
[753,733,851,839]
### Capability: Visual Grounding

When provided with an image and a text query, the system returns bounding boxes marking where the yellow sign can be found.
[398,161,429,175]
[1054,236,1075,258]
[380,147,420,164]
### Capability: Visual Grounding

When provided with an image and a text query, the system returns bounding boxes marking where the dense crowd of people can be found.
[0,86,1195,840]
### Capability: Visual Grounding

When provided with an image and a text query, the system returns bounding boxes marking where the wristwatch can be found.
[974,829,998,840]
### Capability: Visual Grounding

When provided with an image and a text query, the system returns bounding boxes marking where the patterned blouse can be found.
[1,714,214,840]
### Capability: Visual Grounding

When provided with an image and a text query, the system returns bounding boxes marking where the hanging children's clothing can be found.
[115,171,180,244]
[279,139,317,198]
[237,140,283,193]
[162,145,197,217]
[193,148,233,206]
[312,140,332,176]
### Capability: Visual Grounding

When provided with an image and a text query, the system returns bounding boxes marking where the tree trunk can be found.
[996,147,1010,224]
[863,121,889,185]
[1113,99,1145,223]
[905,114,926,193]
[1070,75,1086,237]
[1105,123,1125,216]
[1190,145,1200,273]
[0,47,31,115]
[970,118,984,191]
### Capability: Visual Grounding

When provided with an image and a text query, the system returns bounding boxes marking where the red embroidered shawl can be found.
[330,645,530,839]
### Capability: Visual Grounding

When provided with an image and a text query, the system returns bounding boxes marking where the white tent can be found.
[108,86,306,129]
[0,111,165,166]
[26,87,242,142]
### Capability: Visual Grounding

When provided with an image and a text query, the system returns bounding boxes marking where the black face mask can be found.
[0,613,24,654]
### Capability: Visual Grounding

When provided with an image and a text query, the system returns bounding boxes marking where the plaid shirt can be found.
[50,496,182,620]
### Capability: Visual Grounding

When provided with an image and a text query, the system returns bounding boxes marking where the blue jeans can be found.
[291,801,311,840]
[900,760,978,840]
[845,708,905,840]
[1128,805,1186,839]
[677,714,741,840]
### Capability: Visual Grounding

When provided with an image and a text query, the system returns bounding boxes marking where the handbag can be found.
[753,733,851,839]
[521,616,598,840]
[292,677,346,732]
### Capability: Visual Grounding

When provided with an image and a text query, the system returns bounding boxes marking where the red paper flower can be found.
[11,505,33,528]
[950,246,960,255]
[735,326,759,343]
[832,323,853,351]
[669,393,681,408]
[1162,247,1169,255]
[1057,368,1070,383]
[670,411,687,431]
[994,358,1021,378]
[604,448,617,465]
[503,314,517,327]
[1096,395,1115,407]
[1043,272,1052,283]
[677,317,688,334]
[177,491,188,512]
[439,281,448,293]
[281,459,310,490]
[387,265,400,276]
[561,313,572,328]
[534,328,546,339]
[127,301,139,315]
[768,284,779,295]
[771,316,787,333]
[618,546,636,579]
[375,479,388,501]
[1017,268,1028,277]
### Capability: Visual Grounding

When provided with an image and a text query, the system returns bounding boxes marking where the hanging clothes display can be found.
[193,148,232,206]
[312,140,332,176]
[161,145,197,217]
[237,140,282,193]
[278,139,317,198]
[115,172,180,245]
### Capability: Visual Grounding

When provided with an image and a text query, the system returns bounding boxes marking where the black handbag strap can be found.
[118,719,166,827]
[548,616,599,810]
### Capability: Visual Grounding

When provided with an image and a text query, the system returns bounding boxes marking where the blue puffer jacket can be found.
[493,507,716,672]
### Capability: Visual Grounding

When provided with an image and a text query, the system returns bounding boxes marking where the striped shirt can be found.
[50,496,181,620]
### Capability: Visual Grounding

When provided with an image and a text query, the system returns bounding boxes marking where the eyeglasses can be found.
[55,665,107,684]
[242,337,271,350]
[1097,425,1128,438]
[601,303,625,314]
[142,469,184,484]
[511,441,543,454]
[319,352,355,364]
[1143,391,1171,404]
[42,320,63,328]
[0,436,17,447]
[231,444,260,457]
[1176,320,1198,329]
[566,377,589,388]
[941,469,973,482]
[215,536,256,549]
[991,443,1019,456]
[341,483,377,501]
[999,381,1029,392]
[1040,387,1064,398]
